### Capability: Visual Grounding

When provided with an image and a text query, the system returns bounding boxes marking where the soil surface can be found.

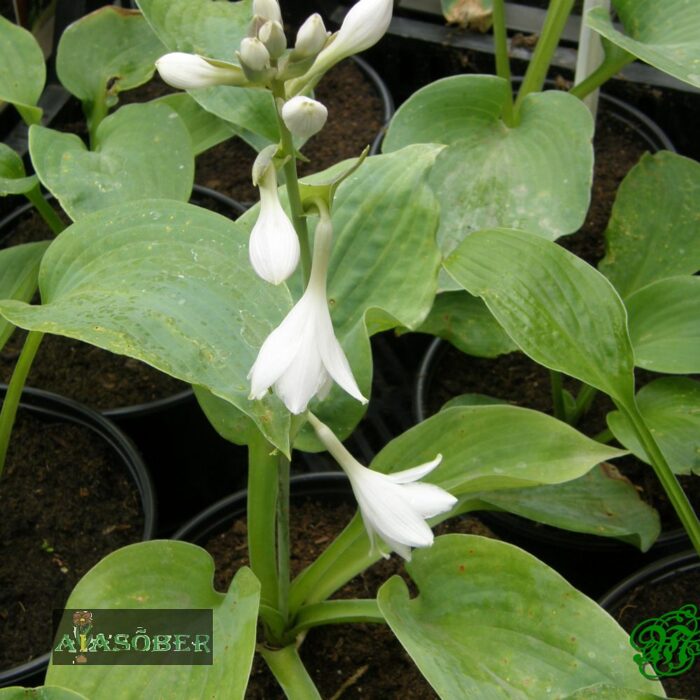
[204,496,495,699]
[608,567,700,700]
[0,407,144,671]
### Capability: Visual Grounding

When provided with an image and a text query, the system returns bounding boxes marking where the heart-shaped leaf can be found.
[607,377,700,475]
[0,199,293,453]
[372,405,625,495]
[383,76,593,258]
[45,541,260,700]
[598,151,700,299]
[587,0,700,89]
[56,7,165,120]
[29,102,194,220]
[445,228,636,405]
[136,0,277,144]
[478,463,661,550]
[377,535,664,698]
[626,276,700,374]
[0,143,38,195]
[0,241,50,350]
[153,93,238,155]
[413,290,516,357]
[0,15,45,124]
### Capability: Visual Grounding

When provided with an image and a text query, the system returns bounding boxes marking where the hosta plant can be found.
[0,0,695,698]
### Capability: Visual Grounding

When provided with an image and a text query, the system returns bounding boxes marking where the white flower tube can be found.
[249,208,366,413]
[282,96,328,139]
[249,165,300,285]
[155,52,245,89]
[308,413,457,560]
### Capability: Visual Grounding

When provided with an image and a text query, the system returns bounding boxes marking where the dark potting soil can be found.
[193,59,385,204]
[609,568,700,700]
[425,345,700,534]
[0,408,144,671]
[204,497,495,699]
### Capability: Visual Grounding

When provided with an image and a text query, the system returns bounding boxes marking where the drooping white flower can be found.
[308,413,457,560]
[155,52,245,89]
[249,210,366,414]
[249,164,300,285]
[294,13,329,58]
[253,0,282,24]
[282,96,328,139]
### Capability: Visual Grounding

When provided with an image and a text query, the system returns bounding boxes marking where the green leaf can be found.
[607,377,700,475]
[0,143,38,195]
[0,15,45,124]
[377,535,664,699]
[478,463,661,551]
[29,102,194,220]
[0,689,89,700]
[194,385,257,446]
[372,405,626,495]
[56,7,165,119]
[383,76,593,257]
[587,0,700,89]
[0,241,50,350]
[414,290,516,357]
[136,0,278,145]
[153,93,237,155]
[239,146,444,450]
[445,228,636,405]
[598,152,700,298]
[626,276,700,374]
[441,393,508,409]
[564,684,668,699]
[0,199,293,454]
[46,541,260,700]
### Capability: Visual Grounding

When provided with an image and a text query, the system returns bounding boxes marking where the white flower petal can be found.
[282,96,328,140]
[386,454,443,484]
[248,301,307,399]
[253,0,282,23]
[399,482,458,519]
[249,202,300,284]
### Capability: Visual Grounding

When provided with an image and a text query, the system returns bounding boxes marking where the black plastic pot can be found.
[598,550,699,698]
[0,184,249,535]
[0,385,156,688]
[173,472,352,544]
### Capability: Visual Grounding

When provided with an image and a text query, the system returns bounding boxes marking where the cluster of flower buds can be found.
[155,0,392,98]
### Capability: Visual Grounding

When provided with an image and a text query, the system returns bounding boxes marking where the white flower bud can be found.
[155,52,245,89]
[258,20,287,59]
[249,165,300,285]
[281,96,328,139]
[322,0,392,61]
[253,0,282,24]
[239,37,271,72]
[294,13,329,57]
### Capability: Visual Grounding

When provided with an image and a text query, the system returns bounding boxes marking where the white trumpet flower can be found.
[309,414,457,560]
[249,165,300,285]
[282,96,328,139]
[249,209,366,414]
[155,52,245,89]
